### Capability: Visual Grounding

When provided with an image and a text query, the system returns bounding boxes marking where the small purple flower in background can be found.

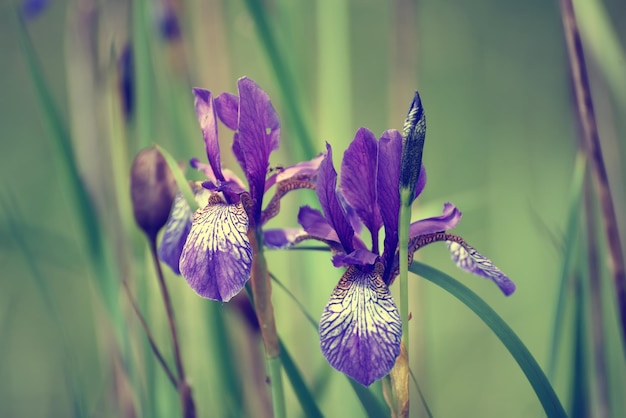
[159,77,322,302]
[271,126,515,386]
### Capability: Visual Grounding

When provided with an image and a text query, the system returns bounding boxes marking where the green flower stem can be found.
[148,238,196,418]
[249,230,286,418]
[399,189,413,354]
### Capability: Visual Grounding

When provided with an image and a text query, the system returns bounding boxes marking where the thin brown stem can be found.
[122,280,178,388]
[148,238,196,418]
[559,0,626,349]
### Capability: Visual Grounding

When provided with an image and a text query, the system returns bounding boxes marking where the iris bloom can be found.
[159,77,322,302]
[271,128,515,386]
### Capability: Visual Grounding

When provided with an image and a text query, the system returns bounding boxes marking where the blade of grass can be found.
[132,0,154,150]
[242,0,316,160]
[548,151,586,379]
[1,193,87,418]
[410,261,568,418]
[278,338,324,418]
[560,0,626,352]
[155,145,198,212]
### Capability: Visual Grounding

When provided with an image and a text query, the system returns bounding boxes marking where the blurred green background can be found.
[1,0,625,417]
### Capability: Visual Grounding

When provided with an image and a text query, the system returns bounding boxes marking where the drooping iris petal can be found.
[340,128,382,241]
[158,187,211,274]
[319,264,402,386]
[298,206,340,243]
[263,228,308,249]
[317,143,355,252]
[447,241,516,296]
[264,153,324,192]
[236,77,280,223]
[193,88,225,182]
[179,199,252,302]
[214,92,239,130]
[409,202,462,237]
[332,249,379,268]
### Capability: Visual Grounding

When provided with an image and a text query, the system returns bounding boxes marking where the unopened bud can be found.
[130,146,177,240]
[399,91,426,202]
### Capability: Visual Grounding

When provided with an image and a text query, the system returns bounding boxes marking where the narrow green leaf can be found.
[410,261,568,418]
[548,152,586,379]
[279,338,324,418]
[242,0,316,160]
[154,145,198,212]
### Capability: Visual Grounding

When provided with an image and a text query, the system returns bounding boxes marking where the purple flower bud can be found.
[130,146,178,240]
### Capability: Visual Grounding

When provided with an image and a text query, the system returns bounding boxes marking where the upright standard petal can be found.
[447,241,516,296]
[193,88,225,182]
[319,263,402,386]
[179,196,252,301]
[317,143,355,253]
[236,77,280,222]
[340,128,382,243]
[214,92,239,130]
[377,130,402,282]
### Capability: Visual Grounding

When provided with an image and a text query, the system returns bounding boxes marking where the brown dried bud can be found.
[130,146,177,240]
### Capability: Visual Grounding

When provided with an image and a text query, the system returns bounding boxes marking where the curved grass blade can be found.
[548,151,586,379]
[241,0,316,159]
[154,145,198,212]
[410,261,568,418]
[279,338,324,418]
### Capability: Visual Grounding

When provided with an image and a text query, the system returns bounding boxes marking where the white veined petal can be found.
[319,263,402,386]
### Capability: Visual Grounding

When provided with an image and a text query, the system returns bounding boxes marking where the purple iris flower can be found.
[270,127,515,386]
[158,77,322,302]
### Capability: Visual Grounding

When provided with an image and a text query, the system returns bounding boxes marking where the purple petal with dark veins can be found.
[332,249,379,267]
[265,153,324,192]
[409,202,462,237]
[236,77,280,222]
[317,143,355,253]
[158,188,211,274]
[179,200,252,302]
[263,228,308,249]
[447,241,516,296]
[298,206,340,243]
[214,92,239,130]
[340,128,382,240]
[319,264,402,386]
[193,88,224,182]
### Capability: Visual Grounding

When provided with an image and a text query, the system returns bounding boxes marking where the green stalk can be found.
[399,189,413,355]
[249,230,285,418]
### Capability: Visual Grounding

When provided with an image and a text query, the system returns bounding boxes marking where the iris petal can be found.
[158,187,211,274]
[236,77,280,223]
[447,241,516,296]
[319,264,402,386]
[340,128,382,240]
[179,198,252,302]
[193,88,225,182]
[317,143,355,252]
[409,202,462,237]
[263,228,308,249]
